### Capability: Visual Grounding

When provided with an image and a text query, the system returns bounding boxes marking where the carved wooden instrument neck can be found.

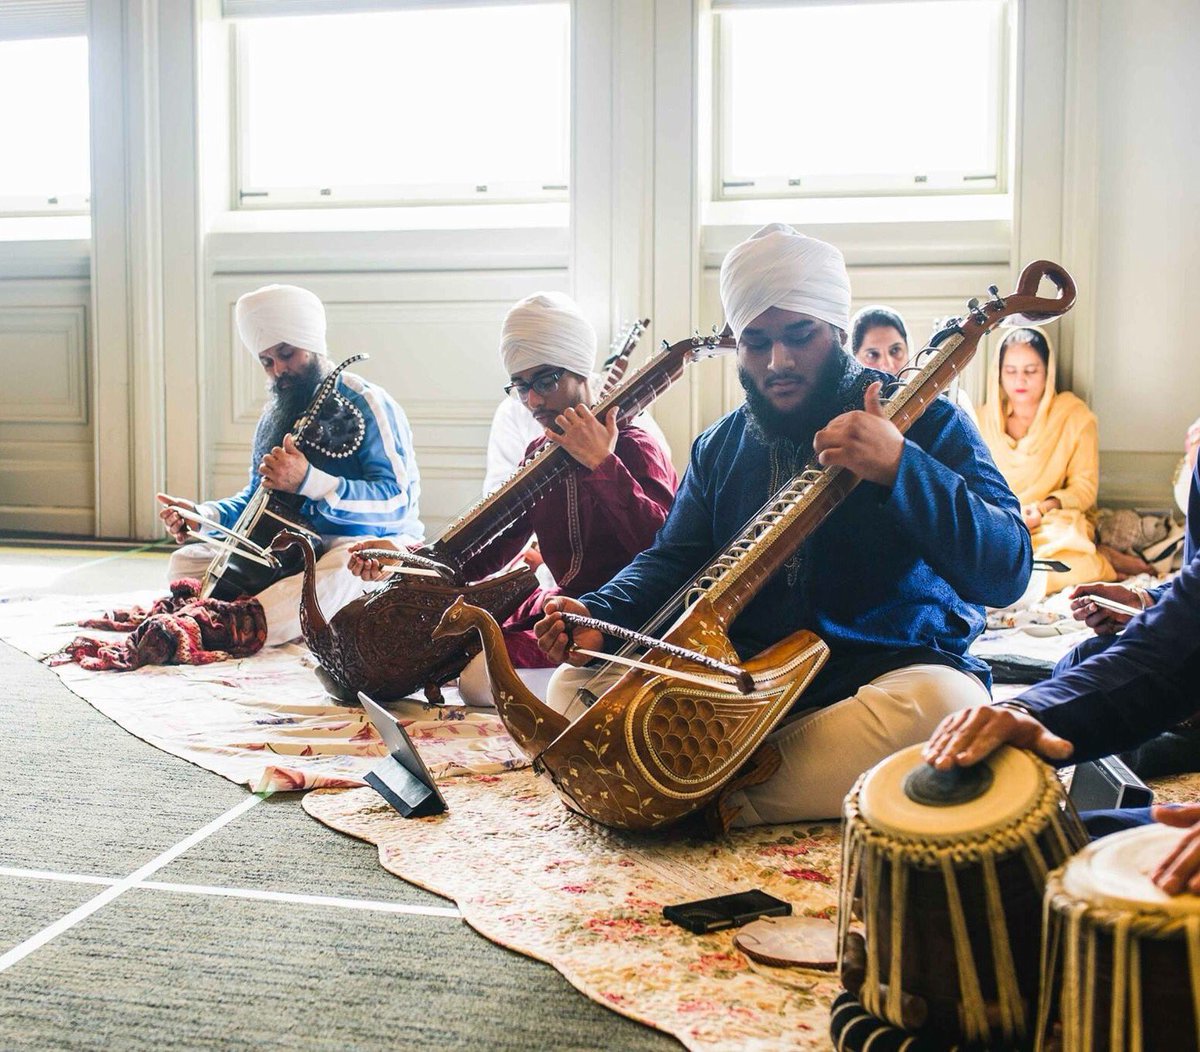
[433,330,732,567]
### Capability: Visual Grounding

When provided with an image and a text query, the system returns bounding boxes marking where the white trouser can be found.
[457,652,557,708]
[167,536,395,647]
[545,661,988,826]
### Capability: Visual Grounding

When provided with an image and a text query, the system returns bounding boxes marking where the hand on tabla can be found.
[259,433,310,493]
[1151,804,1200,895]
[813,381,904,487]
[922,704,1074,771]
[535,595,600,665]
[156,492,197,545]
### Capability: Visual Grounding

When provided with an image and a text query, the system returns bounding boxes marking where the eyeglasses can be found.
[504,369,566,401]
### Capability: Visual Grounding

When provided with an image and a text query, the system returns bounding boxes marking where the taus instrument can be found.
[431,259,1077,832]
[278,321,736,704]
[189,354,370,601]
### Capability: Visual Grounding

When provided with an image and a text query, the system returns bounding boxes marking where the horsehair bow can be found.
[352,547,461,583]
[561,611,755,694]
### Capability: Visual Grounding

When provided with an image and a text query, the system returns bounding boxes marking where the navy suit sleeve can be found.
[884,401,1032,607]
[580,433,716,632]
[1018,551,1200,763]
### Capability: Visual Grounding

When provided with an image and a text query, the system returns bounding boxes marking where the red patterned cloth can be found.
[49,579,267,671]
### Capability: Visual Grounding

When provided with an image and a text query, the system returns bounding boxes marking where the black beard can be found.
[739,350,860,448]
[252,357,330,467]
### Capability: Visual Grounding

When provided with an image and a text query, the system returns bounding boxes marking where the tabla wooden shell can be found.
[1039,824,1200,1051]
[838,744,1086,1048]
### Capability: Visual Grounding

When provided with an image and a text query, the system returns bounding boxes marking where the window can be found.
[0,35,90,216]
[714,0,1011,200]
[233,4,570,208]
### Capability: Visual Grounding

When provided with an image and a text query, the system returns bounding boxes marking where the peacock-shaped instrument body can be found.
[434,260,1077,831]
[284,322,737,705]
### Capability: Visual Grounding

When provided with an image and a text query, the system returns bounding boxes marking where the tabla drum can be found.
[834,743,1087,1049]
[1039,823,1200,1051]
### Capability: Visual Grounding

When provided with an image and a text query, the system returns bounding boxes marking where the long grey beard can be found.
[251,361,328,469]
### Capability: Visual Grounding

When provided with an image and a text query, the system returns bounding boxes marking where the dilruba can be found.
[435,260,1077,832]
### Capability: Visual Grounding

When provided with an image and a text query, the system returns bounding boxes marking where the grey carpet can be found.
[0,637,249,875]
[0,890,677,1051]
[153,794,449,908]
[0,877,99,954]
[0,547,680,1050]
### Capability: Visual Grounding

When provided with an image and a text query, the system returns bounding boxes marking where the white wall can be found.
[0,0,1195,539]
[1086,0,1200,502]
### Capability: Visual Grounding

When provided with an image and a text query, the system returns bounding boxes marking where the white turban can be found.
[500,292,596,377]
[235,284,328,358]
[719,223,851,341]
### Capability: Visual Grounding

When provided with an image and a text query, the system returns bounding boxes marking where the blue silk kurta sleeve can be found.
[885,413,1032,607]
[1019,550,1200,763]
[1020,457,1200,762]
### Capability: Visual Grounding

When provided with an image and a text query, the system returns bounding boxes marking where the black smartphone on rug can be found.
[662,889,792,934]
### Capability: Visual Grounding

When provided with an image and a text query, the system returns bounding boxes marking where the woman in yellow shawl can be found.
[979,326,1115,597]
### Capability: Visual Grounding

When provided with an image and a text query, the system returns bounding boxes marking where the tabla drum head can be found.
[1061,822,1200,917]
[858,743,1044,842]
[733,916,838,969]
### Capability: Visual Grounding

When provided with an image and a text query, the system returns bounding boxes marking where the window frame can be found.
[0,33,91,219]
[711,0,1013,203]
[229,9,571,211]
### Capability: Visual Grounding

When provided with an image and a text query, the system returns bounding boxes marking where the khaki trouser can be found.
[545,661,988,826]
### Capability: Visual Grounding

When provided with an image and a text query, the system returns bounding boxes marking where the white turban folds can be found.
[500,292,597,377]
[719,223,852,341]
[235,284,328,358]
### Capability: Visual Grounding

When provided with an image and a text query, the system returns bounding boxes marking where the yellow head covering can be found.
[979,325,1091,503]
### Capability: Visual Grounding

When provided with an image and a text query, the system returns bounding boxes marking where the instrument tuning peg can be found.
[661,339,670,352]
[987,284,1005,307]
[967,297,988,323]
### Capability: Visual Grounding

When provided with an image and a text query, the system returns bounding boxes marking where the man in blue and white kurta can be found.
[157,284,423,646]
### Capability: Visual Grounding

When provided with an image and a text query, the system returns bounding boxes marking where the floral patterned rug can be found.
[303,773,845,1052]
[0,591,528,792]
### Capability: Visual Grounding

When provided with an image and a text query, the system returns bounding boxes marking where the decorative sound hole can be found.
[649,694,739,780]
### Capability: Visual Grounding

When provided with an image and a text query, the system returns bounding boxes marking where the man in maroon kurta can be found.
[349,291,676,702]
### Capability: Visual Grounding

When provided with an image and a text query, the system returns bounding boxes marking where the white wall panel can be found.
[0,282,93,535]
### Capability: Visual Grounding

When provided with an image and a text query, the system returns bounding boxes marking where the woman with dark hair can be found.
[851,305,909,374]
[850,304,978,423]
[979,325,1116,596]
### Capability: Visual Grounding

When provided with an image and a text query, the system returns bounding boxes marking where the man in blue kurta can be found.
[158,284,423,647]
[534,224,1032,826]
